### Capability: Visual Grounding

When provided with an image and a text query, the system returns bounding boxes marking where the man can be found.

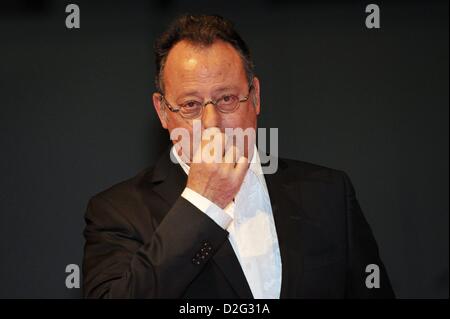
[83,14,395,298]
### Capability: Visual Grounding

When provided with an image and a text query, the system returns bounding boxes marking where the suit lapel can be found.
[212,241,254,298]
[150,148,186,202]
[265,159,305,298]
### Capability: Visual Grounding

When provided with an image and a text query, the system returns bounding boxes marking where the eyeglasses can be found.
[159,85,254,119]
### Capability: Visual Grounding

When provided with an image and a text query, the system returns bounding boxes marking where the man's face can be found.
[152,39,261,162]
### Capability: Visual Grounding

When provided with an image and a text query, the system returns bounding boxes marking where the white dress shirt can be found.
[172,146,282,299]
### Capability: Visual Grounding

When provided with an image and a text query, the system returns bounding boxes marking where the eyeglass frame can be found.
[158,82,255,119]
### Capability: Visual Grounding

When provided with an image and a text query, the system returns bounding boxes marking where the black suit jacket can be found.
[83,149,395,298]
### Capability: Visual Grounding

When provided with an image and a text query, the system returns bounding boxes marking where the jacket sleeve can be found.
[342,172,396,298]
[82,194,229,298]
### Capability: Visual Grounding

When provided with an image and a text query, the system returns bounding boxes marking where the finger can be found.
[224,145,240,164]
[234,156,249,179]
[201,128,223,163]
[201,127,222,152]
[213,131,227,159]
[221,132,228,157]
[214,131,227,162]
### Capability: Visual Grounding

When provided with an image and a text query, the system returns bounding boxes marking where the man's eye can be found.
[183,101,201,109]
[220,95,236,105]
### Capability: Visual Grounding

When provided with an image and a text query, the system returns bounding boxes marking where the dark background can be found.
[0,0,448,298]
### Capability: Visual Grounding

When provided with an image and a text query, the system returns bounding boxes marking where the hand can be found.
[186,127,249,209]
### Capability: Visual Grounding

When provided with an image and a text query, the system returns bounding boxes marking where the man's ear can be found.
[152,92,168,129]
[251,77,261,115]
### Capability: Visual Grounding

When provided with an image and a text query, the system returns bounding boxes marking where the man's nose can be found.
[201,103,221,129]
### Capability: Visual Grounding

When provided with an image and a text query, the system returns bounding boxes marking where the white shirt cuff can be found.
[181,187,232,230]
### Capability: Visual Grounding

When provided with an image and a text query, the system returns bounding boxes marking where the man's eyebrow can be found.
[212,86,240,94]
[176,86,240,100]
[176,90,201,100]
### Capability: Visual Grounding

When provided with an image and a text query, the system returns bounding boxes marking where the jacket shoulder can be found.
[276,157,349,185]
[91,167,153,202]
[85,166,159,227]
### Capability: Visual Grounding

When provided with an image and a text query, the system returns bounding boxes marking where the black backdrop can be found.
[0,0,448,298]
